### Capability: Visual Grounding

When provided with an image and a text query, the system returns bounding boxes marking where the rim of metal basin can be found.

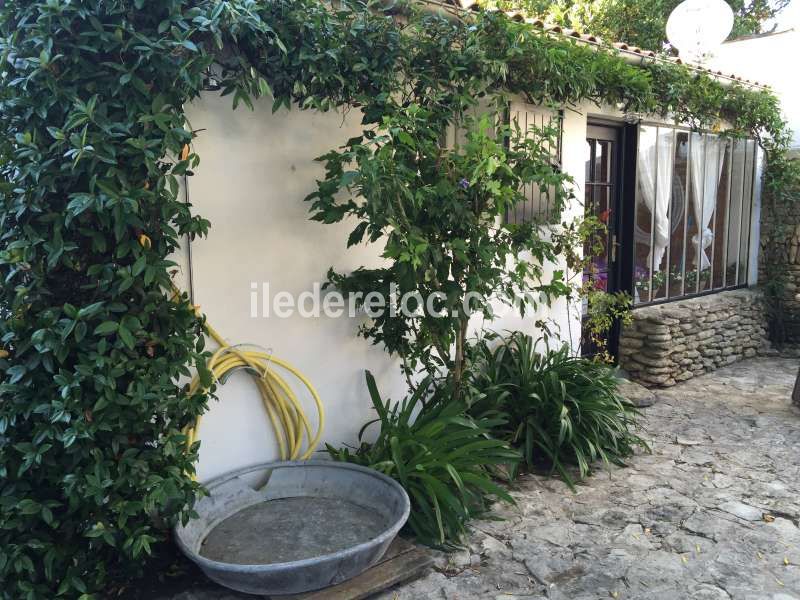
[175,459,411,572]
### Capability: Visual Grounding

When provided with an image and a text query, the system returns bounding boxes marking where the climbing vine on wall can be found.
[0,0,795,596]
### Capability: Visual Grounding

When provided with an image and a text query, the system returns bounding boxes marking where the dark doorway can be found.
[582,123,624,358]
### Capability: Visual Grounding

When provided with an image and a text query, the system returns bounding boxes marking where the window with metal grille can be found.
[505,103,563,225]
[632,123,760,306]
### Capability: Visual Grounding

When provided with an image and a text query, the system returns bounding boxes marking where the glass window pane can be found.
[668,132,689,298]
[712,140,732,289]
[738,140,756,284]
[727,139,746,286]
[694,133,723,293]
[653,127,675,300]
[596,140,611,183]
[686,133,703,294]
[631,126,757,304]
[634,126,657,304]
[651,128,675,301]
[584,185,611,293]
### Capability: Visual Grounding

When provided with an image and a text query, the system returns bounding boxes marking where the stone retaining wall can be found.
[759,156,800,343]
[784,259,800,341]
[763,222,800,342]
[619,289,768,387]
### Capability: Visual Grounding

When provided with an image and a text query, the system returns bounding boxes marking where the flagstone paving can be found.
[156,357,799,600]
[379,356,800,600]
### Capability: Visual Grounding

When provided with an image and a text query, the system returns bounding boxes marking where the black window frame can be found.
[629,122,760,308]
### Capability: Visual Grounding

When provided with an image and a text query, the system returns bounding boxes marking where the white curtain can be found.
[689,133,725,270]
[726,140,746,268]
[637,129,675,272]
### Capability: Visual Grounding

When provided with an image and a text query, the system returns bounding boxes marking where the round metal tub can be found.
[174,460,410,596]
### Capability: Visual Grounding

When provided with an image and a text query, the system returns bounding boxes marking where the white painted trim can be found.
[748,146,764,286]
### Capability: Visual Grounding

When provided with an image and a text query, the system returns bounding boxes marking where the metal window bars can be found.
[633,123,759,307]
[445,101,564,226]
[505,103,564,225]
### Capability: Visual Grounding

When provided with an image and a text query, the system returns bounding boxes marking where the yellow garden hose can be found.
[182,306,325,468]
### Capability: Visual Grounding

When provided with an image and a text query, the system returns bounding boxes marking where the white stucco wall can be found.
[176,92,592,481]
[176,89,763,480]
[709,29,800,154]
[177,94,404,481]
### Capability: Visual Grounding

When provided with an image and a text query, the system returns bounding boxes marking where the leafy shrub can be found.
[326,372,518,547]
[0,2,221,596]
[466,333,648,488]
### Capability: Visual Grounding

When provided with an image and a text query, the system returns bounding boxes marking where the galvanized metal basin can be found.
[174,460,410,596]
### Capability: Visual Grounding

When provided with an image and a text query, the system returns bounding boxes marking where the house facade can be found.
[175,12,767,481]
[707,27,800,344]
[709,28,800,158]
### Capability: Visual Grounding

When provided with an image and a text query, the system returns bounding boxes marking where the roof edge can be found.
[724,27,796,44]
[412,0,769,90]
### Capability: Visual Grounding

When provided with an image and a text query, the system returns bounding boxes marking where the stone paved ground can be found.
[156,357,800,600]
[378,357,800,600]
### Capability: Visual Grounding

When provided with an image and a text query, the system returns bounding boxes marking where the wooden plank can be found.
[271,538,433,600]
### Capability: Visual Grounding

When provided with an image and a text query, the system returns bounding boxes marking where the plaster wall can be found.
[709,29,800,155]
[176,92,588,481]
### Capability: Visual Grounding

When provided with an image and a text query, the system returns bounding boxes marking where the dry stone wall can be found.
[619,289,768,387]
[774,220,800,341]
[759,157,800,343]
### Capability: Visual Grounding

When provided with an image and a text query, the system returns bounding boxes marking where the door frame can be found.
[583,119,635,360]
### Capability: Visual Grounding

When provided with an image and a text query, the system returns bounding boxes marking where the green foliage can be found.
[0,1,224,596]
[485,0,791,52]
[303,15,582,393]
[761,154,800,344]
[476,11,653,109]
[309,7,798,383]
[583,290,633,362]
[0,0,407,594]
[466,333,649,488]
[212,0,401,112]
[310,105,572,393]
[326,372,519,547]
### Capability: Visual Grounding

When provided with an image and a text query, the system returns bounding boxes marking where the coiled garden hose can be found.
[183,310,325,467]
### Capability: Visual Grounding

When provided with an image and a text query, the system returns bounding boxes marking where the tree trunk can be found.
[793,366,800,406]
[452,316,469,403]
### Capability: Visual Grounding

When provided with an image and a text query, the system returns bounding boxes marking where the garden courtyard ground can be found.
[162,356,800,600]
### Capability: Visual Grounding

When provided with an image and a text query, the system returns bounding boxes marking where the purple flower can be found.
[458,178,469,190]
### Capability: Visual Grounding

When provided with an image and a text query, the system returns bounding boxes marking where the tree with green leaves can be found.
[485,0,791,51]
[0,0,401,596]
[305,13,581,397]
[311,105,572,399]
